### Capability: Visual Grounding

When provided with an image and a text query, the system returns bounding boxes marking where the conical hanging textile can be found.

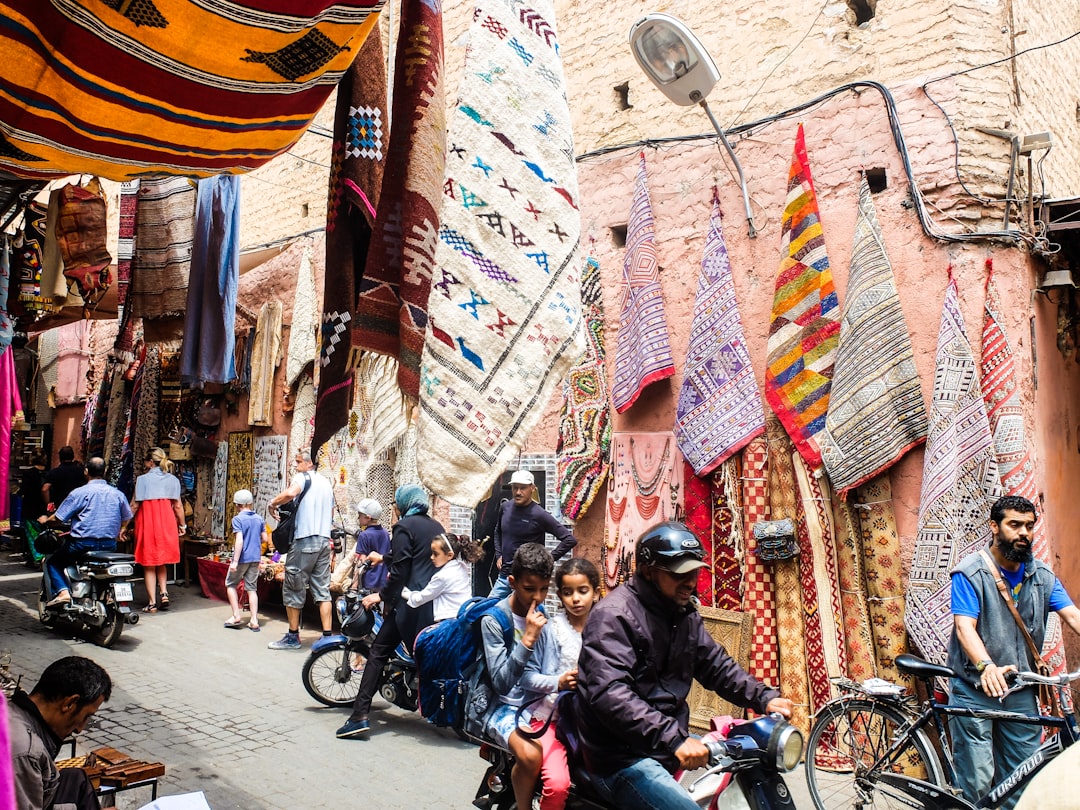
[611,154,675,413]
[675,196,764,475]
[905,273,1001,664]
[764,124,839,471]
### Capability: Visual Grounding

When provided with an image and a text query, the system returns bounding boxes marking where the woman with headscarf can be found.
[336,484,445,739]
[131,446,185,612]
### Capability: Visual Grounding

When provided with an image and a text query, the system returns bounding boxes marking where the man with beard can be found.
[947,495,1080,809]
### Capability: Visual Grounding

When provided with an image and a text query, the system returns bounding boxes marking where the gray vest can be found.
[946,549,1057,686]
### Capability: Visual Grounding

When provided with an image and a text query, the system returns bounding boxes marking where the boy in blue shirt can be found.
[225,489,268,631]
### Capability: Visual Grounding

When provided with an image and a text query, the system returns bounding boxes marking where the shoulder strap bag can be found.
[978,549,1060,717]
[271,473,312,554]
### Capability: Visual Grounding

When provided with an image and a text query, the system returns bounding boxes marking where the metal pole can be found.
[699,99,757,238]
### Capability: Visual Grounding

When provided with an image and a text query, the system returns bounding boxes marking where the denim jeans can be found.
[950,677,1041,810]
[46,538,116,595]
[588,757,700,810]
[489,575,512,600]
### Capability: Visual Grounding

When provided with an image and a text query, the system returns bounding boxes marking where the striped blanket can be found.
[764,124,839,471]
[0,1,384,180]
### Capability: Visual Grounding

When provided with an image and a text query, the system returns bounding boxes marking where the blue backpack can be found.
[414,596,513,731]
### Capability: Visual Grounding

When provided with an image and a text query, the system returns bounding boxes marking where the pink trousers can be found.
[530,718,571,810]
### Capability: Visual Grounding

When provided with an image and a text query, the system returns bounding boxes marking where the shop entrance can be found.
[470,469,547,596]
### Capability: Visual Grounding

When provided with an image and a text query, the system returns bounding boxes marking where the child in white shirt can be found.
[402,533,485,621]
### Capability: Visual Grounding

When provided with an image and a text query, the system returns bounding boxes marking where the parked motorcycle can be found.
[35,522,139,648]
[473,712,803,810]
[301,561,418,712]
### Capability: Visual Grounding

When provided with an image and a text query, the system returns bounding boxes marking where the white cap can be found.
[510,470,534,486]
[356,498,383,520]
[233,489,253,506]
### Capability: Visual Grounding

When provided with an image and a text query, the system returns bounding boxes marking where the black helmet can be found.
[339,599,375,639]
[636,522,708,574]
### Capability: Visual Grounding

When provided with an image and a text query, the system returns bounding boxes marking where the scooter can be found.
[301,561,419,712]
[35,522,139,648]
[473,712,803,810]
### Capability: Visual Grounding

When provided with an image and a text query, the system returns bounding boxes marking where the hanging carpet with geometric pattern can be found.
[0,1,384,180]
[905,273,1001,665]
[416,0,583,506]
[819,176,926,495]
[675,196,764,476]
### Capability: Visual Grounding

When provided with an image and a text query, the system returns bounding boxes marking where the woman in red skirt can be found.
[131,447,185,612]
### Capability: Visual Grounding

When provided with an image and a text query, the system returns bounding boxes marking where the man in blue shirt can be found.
[39,457,133,607]
[490,469,577,599]
[946,495,1080,809]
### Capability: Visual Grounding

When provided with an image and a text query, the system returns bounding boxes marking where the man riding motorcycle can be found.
[571,521,793,810]
[39,456,132,607]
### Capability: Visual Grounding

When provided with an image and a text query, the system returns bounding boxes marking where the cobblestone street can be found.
[0,552,479,809]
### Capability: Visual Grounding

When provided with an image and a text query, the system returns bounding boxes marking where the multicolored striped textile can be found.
[684,464,714,607]
[905,275,1001,664]
[819,177,926,495]
[981,260,1067,675]
[675,197,764,475]
[356,0,445,400]
[832,494,877,683]
[311,26,386,456]
[612,155,674,413]
[0,1,383,180]
[741,436,779,686]
[557,256,612,521]
[416,0,582,505]
[711,458,744,610]
[764,124,839,471]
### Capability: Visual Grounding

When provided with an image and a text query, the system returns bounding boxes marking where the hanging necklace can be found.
[636,493,660,521]
[608,493,628,523]
[630,437,670,496]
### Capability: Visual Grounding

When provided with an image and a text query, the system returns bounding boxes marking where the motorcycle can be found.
[473,712,803,810]
[35,522,139,648]
[301,560,419,712]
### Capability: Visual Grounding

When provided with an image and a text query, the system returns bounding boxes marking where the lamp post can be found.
[629,13,757,238]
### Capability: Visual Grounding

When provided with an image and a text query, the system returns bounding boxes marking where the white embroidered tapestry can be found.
[252,435,288,521]
[417,0,583,506]
[905,275,1001,664]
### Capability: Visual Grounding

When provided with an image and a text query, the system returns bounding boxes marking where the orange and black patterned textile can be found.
[0,0,383,180]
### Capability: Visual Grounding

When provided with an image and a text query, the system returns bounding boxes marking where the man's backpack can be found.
[414,596,513,734]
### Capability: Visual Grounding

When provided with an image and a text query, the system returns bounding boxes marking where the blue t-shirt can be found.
[231,510,265,564]
[355,524,391,590]
[951,563,1073,618]
[56,479,134,539]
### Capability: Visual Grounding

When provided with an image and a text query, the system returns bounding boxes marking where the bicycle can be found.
[804,652,1080,809]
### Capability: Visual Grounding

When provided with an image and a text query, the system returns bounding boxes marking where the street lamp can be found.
[629,13,757,238]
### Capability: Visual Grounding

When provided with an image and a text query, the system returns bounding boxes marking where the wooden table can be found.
[179,536,226,586]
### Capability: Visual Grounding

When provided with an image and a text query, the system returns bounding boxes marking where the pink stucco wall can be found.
[519,82,1080,610]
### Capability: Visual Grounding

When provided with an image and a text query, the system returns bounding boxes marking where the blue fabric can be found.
[0,236,12,354]
[231,509,265,564]
[952,568,1072,618]
[395,484,429,517]
[47,537,116,594]
[949,676,1041,810]
[488,575,512,600]
[587,756,700,810]
[133,467,182,502]
[355,525,391,589]
[55,479,133,539]
[180,174,240,385]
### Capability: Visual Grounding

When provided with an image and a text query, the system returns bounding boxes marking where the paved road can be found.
[0,551,480,809]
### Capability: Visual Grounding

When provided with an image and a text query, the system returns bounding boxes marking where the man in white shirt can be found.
[266,449,335,650]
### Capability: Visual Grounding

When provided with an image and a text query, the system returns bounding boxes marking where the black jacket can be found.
[381,512,444,648]
[574,574,778,775]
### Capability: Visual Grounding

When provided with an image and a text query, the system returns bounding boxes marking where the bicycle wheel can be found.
[301,645,367,707]
[805,698,945,810]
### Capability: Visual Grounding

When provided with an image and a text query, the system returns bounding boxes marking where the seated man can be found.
[573,521,792,810]
[39,457,132,606]
[8,656,112,810]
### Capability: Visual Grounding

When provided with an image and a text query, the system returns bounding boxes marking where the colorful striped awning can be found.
[0,1,383,181]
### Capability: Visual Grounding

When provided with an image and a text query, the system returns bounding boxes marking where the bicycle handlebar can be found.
[1015,669,1080,687]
